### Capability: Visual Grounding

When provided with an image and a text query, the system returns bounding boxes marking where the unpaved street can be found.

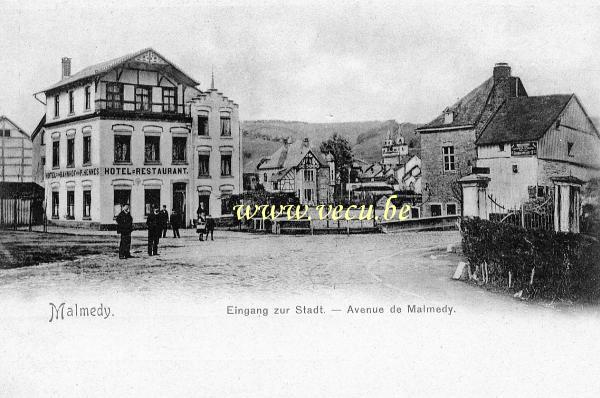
[0,229,579,314]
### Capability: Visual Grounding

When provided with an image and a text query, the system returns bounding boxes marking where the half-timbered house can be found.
[255,138,334,205]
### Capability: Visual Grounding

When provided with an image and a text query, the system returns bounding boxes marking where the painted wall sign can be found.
[45,166,188,179]
[511,142,537,156]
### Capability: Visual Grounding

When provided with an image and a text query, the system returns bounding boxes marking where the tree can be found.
[320,133,353,201]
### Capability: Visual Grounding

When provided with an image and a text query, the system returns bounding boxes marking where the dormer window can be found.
[444,108,454,124]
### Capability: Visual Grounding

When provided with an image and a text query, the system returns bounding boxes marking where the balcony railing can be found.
[95,99,191,121]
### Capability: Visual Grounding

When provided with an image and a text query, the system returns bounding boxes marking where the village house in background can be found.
[0,116,33,183]
[0,116,45,228]
[347,127,422,210]
[32,48,241,229]
[416,63,527,218]
[463,93,600,233]
[253,137,334,205]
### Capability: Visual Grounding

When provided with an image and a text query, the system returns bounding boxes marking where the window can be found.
[172,137,187,163]
[273,182,278,190]
[84,86,91,110]
[68,91,74,114]
[446,203,457,216]
[83,190,91,218]
[114,135,131,163]
[304,189,313,202]
[499,144,504,152]
[1,129,10,137]
[52,192,59,218]
[106,83,123,110]
[144,136,160,163]
[144,189,161,216]
[263,173,267,182]
[41,132,45,145]
[54,95,60,117]
[52,141,60,168]
[66,190,75,219]
[537,186,547,198]
[411,207,420,219]
[512,164,518,174]
[442,146,455,172]
[221,154,232,176]
[221,194,232,215]
[41,157,46,166]
[567,142,574,157]
[67,137,75,167]
[198,154,210,177]
[162,87,177,113]
[430,204,442,217]
[198,194,210,214]
[83,136,91,165]
[220,116,231,136]
[198,116,209,136]
[135,86,152,111]
[113,189,131,217]
[303,169,314,182]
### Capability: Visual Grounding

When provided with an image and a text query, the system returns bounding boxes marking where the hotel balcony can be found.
[94,99,192,123]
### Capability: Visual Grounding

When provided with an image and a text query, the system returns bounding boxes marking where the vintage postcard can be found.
[1,0,599,396]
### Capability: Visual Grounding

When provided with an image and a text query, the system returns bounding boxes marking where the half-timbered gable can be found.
[256,137,334,204]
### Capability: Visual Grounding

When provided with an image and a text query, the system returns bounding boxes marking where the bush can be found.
[460,218,600,303]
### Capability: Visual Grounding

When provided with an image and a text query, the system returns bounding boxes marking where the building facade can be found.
[416,63,527,217]
[473,94,600,232]
[34,48,241,229]
[0,116,33,183]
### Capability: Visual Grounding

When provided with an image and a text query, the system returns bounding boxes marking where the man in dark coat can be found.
[159,205,169,238]
[169,209,181,238]
[205,213,215,241]
[146,205,161,256]
[116,204,133,259]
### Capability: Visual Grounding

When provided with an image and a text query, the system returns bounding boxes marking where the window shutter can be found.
[527,186,536,199]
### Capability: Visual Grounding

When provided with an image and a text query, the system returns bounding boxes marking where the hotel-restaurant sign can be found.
[45,166,189,179]
[511,141,537,156]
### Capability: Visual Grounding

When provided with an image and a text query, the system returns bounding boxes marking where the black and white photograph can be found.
[1,0,600,396]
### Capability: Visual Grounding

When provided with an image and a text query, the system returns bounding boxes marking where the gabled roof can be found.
[40,48,200,94]
[30,115,46,141]
[0,116,29,138]
[257,140,328,170]
[476,95,573,145]
[417,76,527,132]
[417,78,494,130]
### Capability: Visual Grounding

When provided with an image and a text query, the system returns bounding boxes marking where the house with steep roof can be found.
[0,116,33,183]
[416,63,528,217]
[255,137,334,205]
[33,48,241,229]
[472,94,600,232]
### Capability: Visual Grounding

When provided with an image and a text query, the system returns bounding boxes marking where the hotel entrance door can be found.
[172,183,187,227]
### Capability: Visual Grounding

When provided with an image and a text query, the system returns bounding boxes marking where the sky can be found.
[2,0,600,133]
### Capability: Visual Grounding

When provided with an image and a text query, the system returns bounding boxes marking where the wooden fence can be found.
[0,198,45,229]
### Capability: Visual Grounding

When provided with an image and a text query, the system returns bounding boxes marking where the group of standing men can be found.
[115,204,215,259]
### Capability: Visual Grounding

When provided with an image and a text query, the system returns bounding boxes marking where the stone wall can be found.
[420,128,477,217]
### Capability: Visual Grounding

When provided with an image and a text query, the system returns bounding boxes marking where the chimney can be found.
[61,57,72,80]
[302,137,310,148]
[493,62,511,84]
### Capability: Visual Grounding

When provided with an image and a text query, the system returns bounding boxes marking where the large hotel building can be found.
[33,48,241,229]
